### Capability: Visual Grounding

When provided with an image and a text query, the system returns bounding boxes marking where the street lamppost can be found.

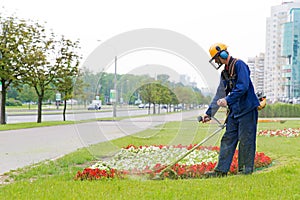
[97,40,118,118]
[113,56,117,118]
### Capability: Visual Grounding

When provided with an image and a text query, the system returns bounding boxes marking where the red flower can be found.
[75,145,272,180]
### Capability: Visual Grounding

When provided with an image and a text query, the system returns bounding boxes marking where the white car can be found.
[87,103,101,110]
[138,104,145,108]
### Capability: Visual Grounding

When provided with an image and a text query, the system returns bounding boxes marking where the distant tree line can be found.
[6,66,211,117]
[73,68,211,112]
[0,13,210,124]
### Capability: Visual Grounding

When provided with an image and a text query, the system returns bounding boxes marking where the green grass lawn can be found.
[0,116,145,131]
[0,120,299,199]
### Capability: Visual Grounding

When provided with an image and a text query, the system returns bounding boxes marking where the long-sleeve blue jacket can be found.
[206,58,260,118]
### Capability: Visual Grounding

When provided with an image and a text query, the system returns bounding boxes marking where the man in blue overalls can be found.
[202,43,260,177]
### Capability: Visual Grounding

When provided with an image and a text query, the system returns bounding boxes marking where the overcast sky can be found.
[1,0,284,58]
[0,0,283,88]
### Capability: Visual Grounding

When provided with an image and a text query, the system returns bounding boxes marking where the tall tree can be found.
[21,22,79,123]
[21,21,58,123]
[54,36,81,121]
[156,84,172,113]
[0,15,33,124]
[138,83,154,114]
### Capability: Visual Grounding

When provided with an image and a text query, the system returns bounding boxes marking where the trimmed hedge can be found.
[259,103,300,118]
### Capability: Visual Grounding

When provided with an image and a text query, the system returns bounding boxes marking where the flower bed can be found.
[75,144,272,180]
[258,119,286,123]
[258,128,300,137]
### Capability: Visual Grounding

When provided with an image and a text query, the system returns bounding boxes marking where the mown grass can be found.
[0,120,299,199]
[0,115,147,131]
[0,121,76,131]
[0,111,164,131]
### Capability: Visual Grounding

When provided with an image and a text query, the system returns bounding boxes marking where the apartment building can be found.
[281,8,300,100]
[264,1,300,103]
[247,53,265,94]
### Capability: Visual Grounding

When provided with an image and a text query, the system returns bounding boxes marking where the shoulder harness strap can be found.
[222,58,239,94]
[228,58,238,78]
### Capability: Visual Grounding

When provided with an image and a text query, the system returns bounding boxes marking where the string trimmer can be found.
[152,116,227,180]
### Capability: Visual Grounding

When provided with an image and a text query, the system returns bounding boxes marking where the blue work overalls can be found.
[206,57,260,174]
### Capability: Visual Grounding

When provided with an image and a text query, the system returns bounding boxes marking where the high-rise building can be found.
[282,8,300,99]
[264,1,300,103]
[247,53,265,93]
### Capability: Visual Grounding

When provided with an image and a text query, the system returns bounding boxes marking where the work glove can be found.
[258,98,267,110]
[197,114,211,123]
[217,98,227,107]
[256,92,266,110]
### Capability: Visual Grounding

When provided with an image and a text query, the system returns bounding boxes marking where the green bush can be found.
[5,98,23,106]
[259,103,300,117]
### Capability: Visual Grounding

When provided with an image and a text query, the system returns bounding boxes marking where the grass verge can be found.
[0,120,299,199]
[0,114,151,131]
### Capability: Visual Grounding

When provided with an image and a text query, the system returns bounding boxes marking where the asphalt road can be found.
[6,109,150,123]
[0,110,201,175]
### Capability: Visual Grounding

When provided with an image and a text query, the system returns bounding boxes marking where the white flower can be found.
[90,145,219,171]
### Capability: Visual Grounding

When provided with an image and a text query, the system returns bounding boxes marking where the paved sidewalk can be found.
[0,110,200,175]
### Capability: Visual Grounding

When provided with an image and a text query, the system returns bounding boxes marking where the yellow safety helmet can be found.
[208,43,228,70]
[209,43,228,59]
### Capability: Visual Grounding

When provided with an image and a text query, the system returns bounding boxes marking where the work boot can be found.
[238,166,253,175]
[204,170,227,178]
[237,170,253,175]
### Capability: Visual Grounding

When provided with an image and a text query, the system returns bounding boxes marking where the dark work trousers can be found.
[215,108,258,174]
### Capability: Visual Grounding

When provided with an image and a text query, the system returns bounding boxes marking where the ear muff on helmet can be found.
[219,50,228,59]
[215,46,228,59]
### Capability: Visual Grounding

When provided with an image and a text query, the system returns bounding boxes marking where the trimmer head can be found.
[197,116,203,122]
[151,174,164,180]
[151,167,179,180]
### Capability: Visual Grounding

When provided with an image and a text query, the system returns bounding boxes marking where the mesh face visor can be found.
[209,54,223,70]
